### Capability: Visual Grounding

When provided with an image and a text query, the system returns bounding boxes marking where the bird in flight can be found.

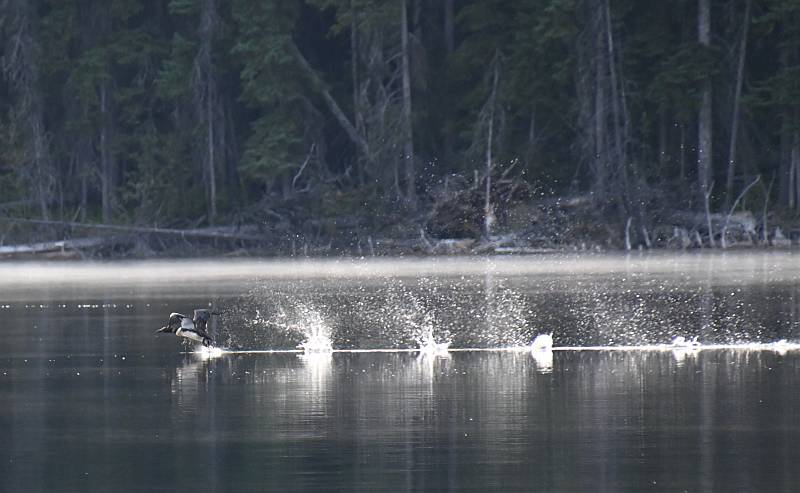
[156,309,217,347]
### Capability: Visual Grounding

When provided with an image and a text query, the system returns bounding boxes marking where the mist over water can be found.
[1,251,800,491]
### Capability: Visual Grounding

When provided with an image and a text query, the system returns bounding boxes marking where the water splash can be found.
[397,292,451,355]
[671,335,701,348]
[197,346,225,360]
[416,329,451,356]
[530,333,554,352]
[221,260,800,353]
[292,305,333,353]
[770,339,792,356]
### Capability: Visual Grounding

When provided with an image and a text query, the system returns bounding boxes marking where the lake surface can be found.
[1,252,799,491]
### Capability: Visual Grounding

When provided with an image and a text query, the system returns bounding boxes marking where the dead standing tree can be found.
[400,0,416,209]
[0,0,55,221]
[349,2,415,203]
[295,2,416,205]
[697,0,714,246]
[194,0,223,224]
[577,0,648,247]
[466,51,502,239]
[724,0,751,209]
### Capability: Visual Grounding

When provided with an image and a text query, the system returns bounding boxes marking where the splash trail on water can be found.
[192,341,800,356]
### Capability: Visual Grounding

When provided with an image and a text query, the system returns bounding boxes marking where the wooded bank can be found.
[1,0,799,258]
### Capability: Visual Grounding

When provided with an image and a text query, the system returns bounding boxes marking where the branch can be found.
[704,181,715,248]
[761,174,775,244]
[720,175,760,249]
[292,142,316,190]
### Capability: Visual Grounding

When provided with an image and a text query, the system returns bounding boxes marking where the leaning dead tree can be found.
[720,175,760,249]
[468,50,502,239]
[724,0,751,209]
[295,2,417,204]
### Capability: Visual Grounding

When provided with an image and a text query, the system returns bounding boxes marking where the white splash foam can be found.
[295,305,334,353]
[298,333,333,353]
[196,346,225,360]
[769,339,792,355]
[530,333,554,352]
[671,336,700,348]
[416,329,451,356]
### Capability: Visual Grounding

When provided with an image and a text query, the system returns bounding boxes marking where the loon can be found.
[156,309,216,347]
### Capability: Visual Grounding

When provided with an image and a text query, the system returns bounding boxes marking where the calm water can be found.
[1,252,799,492]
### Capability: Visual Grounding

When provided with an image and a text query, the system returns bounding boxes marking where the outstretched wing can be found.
[192,309,214,336]
[158,312,189,333]
[180,316,195,331]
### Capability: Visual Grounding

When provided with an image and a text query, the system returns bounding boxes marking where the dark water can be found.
[1,253,800,492]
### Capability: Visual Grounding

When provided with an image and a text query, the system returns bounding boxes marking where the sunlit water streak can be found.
[193,341,800,355]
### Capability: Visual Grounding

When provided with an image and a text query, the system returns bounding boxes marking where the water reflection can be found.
[4,343,800,491]
[530,348,554,372]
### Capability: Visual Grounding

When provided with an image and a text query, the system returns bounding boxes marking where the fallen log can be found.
[0,236,123,256]
[0,218,265,241]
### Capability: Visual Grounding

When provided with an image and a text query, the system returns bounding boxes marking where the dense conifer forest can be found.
[1,0,799,255]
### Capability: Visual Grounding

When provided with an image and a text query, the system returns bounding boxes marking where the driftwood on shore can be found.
[0,218,269,258]
[0,236,124,257]
[1,218,265,241]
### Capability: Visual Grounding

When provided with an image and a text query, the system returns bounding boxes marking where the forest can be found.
[1,0,799,256]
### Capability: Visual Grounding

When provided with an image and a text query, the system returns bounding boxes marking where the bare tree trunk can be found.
[99,81,114,222]
[206,87,217,222]
[442,0,456,169]
[350,3,365,186]
[401,0,416,208]
[679,123,686,180]
[604,0,630,213]
[761,174,775,244]
[198,0,219,224]
[604,0,623,170]
[658,112,668,167]
[1,0,53,220]
[444,0,455,54]
[779,115,793,208]
[792,131,800,209]
[484,59,499,238]
[222,99,242,208]
[724,0,751,209]
[697,0,713,210]
[593,9,608,199]
[80,164,88,222]
[704,181,715,247]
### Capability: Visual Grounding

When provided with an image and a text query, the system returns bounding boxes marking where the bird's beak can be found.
[156,326,170,333]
